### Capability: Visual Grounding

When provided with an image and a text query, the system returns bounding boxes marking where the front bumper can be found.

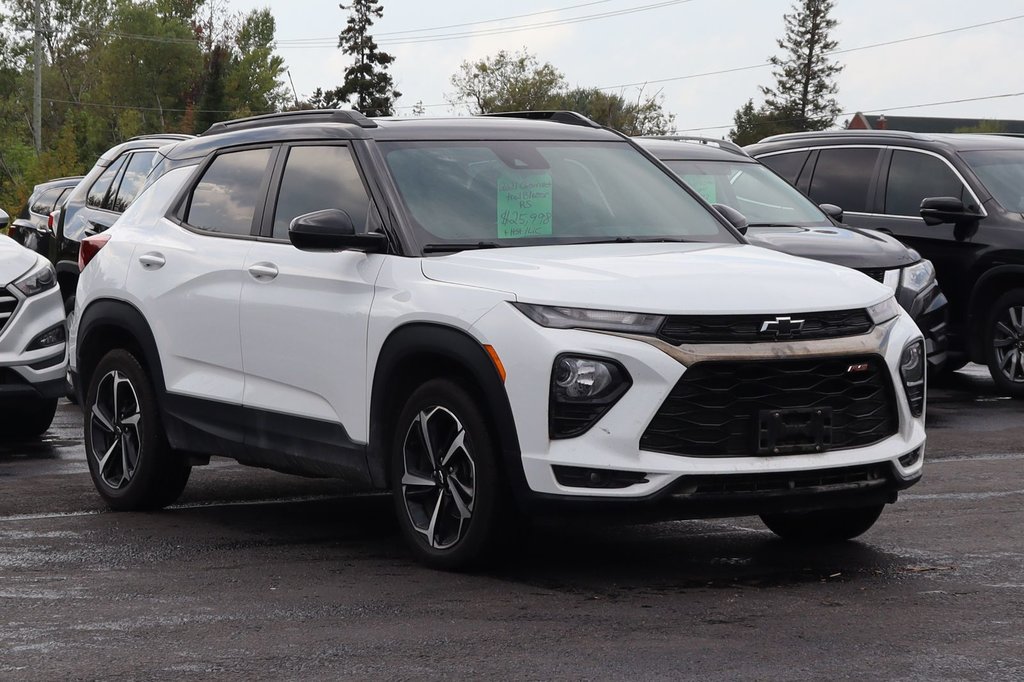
[471,304,927,504]
[0,281,68,405]
[903,282,948,371]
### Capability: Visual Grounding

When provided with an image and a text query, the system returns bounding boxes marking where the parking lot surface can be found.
[1,365,1022,680]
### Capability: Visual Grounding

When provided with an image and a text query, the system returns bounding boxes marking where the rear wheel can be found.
[84,349,190,510]
[760,504,884,543]
[984,289,1024,399]
[0,398,57,438]
[391,379,509,569]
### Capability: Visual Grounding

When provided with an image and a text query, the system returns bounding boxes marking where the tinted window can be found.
[760,151,810,184]
[110,151,156,213]
[272,146,370,240]
[186,148,273,236]
[87,156,128,209]
[959,150,1023,211]
[30,187,64,215]
[885,151,965,216]
[809,148,880,213]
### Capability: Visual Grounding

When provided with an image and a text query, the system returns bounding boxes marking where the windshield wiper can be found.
[581,236,690,244]
[745,223,796,228]
[423,241,502,253]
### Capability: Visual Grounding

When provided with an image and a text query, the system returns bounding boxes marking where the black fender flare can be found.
[368,323,526,498]
[967,264,1024,357]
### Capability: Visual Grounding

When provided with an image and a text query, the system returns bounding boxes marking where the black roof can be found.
[98,134,196,165]
[166,111,624,161]
[746,130,1024,156]
[636,137,754,162]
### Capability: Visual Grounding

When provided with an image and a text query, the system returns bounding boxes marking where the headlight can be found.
[550,355,632,438]
[899,260,935,296]
[513,302,665,334]
[13,259,57,297]
[900,340,926,418]
[866,297,901,325]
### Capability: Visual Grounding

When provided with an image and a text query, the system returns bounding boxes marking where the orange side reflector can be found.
[483,344,506,383]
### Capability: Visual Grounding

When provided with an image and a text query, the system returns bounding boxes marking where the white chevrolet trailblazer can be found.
[70,111,926,568]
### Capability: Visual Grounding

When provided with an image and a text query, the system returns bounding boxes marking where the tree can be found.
[332,1,400,116]
[729,99,801,146]
[223,8,288,116]
[761,0,843,131]
[554,87,674,136]
[448,49,563,114]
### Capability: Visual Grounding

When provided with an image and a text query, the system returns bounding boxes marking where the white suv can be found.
[0,211,68,437]
[71,111,926,568]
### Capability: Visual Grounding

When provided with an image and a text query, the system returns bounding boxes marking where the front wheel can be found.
[84,349,190,510]
[760,504,884,543]
[391,379,509,570]
[984,289,1024,398]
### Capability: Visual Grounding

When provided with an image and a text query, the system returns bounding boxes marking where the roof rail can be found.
[127,133,194,142]
[640,135,747,155]
[482,110,603,129]
[202,109,378,136]
[758,129,926,143]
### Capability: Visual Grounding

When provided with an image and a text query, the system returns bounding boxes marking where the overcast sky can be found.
[230,0,1024,135]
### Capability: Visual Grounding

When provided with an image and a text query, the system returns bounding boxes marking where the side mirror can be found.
[819,203,843,223]
[0,208,9,231]
[920,196,984,226]
[288,209,388,253]
[712,203,749,235]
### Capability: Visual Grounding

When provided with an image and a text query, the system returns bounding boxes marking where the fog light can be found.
[899,448,922,468]
[27,323,66,351]
[900,340,925,417]
[549,355,631,439]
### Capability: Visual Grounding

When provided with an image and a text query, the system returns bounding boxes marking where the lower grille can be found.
[641,355,898,457]
[673,463,891,496]
[0,287,18,336]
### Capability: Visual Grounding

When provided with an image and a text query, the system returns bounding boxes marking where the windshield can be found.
[663,159,830,227]
[961,149,1024,212]
[378,140,736,252]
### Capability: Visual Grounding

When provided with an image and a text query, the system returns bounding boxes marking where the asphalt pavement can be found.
[1,365,1022,680]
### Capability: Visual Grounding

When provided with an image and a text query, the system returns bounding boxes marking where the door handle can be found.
[138,252,165,270]
[248,262,279,281]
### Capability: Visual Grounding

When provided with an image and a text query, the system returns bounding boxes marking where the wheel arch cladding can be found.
[968,265,1024,359]
[77,299,167,411]
[368,322,525,496]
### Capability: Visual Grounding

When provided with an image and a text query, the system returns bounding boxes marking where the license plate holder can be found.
[757,408,832,455]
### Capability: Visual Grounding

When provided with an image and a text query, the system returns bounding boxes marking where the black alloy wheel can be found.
[985,289,1024,398]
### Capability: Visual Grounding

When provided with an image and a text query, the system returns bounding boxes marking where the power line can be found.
[596,13,1024,91]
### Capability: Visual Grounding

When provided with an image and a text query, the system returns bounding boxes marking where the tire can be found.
[391,378,510,570]
[64,295,78,405]
[760,504,884,543]
[84,349,190,510]
[0,398,57,438]
[984,288,1024,399]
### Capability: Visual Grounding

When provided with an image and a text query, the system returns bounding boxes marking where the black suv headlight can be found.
[900,340,926,417]
[896,260,936,310]
[549,354,632,439]
[13,259,57,297]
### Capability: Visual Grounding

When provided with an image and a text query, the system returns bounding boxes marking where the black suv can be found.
[9,176,83,255]
[748,131,1024,396]
[638,136,948,369]
[50,134,192,308]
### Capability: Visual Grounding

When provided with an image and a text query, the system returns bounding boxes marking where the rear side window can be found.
[760,151,810,184]
[885,150,965,216]
[808,148,880,213]
[271,146,370,240]
[186,148,273,236]
[30,187,64,215]
[87,156,129,209]
[110,151,156,212]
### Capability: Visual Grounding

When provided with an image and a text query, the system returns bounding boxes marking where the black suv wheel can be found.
[984,288,1024,398]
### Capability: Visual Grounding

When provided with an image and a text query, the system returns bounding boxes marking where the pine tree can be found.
[761,0,843,131]
[334,1,400,117]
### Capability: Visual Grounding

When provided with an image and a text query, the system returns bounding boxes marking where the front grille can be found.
[859,268,886,283]
[640,355,898,457]
[0,287,18,336]
[657,309,873,345]
[673,463,891,496]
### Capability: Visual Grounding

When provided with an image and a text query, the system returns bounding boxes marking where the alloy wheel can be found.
[400,406,477,550]
[993,304,1024,383]
[89,370,143,489]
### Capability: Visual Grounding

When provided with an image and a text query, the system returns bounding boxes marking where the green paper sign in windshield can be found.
[497,171,553,238]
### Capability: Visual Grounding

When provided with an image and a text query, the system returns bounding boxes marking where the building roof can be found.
[847,112,1024,134]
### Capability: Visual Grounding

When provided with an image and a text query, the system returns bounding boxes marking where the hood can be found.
[0,235,41,286]
[421,242,893,315]
[744,224,917,270]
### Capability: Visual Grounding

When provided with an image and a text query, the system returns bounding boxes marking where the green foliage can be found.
[330,0,400,117]
[729,99,801,146]
[554,87,674,136]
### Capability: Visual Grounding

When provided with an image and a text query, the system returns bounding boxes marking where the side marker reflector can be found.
[484,344,506,383]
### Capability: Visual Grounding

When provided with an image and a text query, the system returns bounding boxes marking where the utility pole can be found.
[33,0,42,153]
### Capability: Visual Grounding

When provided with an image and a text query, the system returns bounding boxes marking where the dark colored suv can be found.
[9,176,83,256]
[638,136,948,370]
[50,134,192,308]
[748,131,1024,396]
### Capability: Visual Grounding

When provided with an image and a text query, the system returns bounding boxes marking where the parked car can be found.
[49,134,192,309]
[0,209,68,437]
[8,176,83,257]
[747,131,1024,396]
[70,110,926,568]
[637,136,948,370]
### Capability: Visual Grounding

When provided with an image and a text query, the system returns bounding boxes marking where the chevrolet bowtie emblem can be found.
[760,316,806,339]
